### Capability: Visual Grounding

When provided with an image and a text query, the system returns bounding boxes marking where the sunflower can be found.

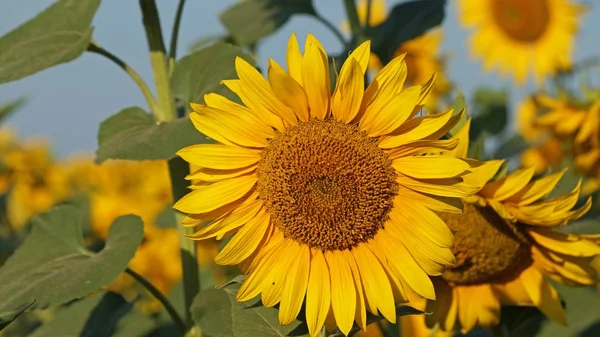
[458,0,586,84]
[419,120,599,334]
[174,34,492,336]
[520,138,563,174]
[349,0,451,112]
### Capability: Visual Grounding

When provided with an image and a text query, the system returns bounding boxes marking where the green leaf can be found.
[0,205,143,324]
[191,282,308,337]
[0,97,27,124]
[493,134,528,160]
[370,0,445,63]
[28,294,103,337]
[0,0,100,84]
[171,42,256,107]
[220,0,316,46]
[468,131,487,160]
[96,107,211,163]
[470,87,509,138]
[0,299,35,332]
[80,292,134,337]
[500,305,547,337]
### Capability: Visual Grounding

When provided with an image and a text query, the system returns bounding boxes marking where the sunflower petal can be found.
[268,59,310,122]
[174,175,257,214]
[286,33,303,85]
[215,211,271,265]
[306,249,331,337]
[393,155,471,179]
[177,144,261,169]
[279,242,310,325]
[331,58,364,123]
[520,267,567,325]
[302,34,330,120]
[325,250,356,336]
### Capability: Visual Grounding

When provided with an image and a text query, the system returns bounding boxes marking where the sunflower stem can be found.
[86,42,161,116]
[139,0,177,122]
[139,0,200,331]
[168,0,187,73]
[125,268,187,335]
[342,0,365,43]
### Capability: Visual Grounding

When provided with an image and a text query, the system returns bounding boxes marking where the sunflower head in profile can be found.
[420,120,599,334]
[458,0,587,84]
[174,33,493,336]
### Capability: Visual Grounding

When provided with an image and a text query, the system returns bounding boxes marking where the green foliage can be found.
[370,0,445,63]
[0,300,35,332]
[0,0,100,84]
[220,0,316,46]
[79,292,134,337]
[28,294,104,337]
[470,87,509,139]
[171,42,256,106]
[0,205,143,327]
[493,134,528,160]
[450,90,468,136]
[192,282,308,337]
[0,97,27,124]
[95,107,210,163]
[500,306,547,337]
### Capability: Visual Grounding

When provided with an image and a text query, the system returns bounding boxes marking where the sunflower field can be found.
[1,0,600,336]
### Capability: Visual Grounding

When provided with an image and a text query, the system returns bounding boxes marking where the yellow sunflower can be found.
[174,33,493,336]
[350,0,451,112]
[419,120,598,334]
[458,0,586,84]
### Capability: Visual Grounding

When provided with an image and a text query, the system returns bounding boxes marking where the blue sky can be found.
[0,0,598,157]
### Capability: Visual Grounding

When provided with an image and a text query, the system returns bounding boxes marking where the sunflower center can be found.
[257,119,398,251]
[439,203,533,285]
[492,0,550,42]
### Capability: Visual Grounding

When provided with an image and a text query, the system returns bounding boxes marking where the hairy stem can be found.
[169,0,187,72]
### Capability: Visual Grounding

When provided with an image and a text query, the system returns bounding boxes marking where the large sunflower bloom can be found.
[174,34,491,336]
[422,120,598,334]
[458,0,586,84]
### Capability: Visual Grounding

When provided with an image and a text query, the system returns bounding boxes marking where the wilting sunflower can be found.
[420,120,599,334]
[174,33,492,336]
[349,0,451,112]
[458,0,586,84]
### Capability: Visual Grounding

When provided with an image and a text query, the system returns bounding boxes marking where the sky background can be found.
[0,0,599,158]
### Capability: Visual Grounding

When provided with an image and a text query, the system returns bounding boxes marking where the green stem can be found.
[169,0,187,72]
[313,13,348,48]
[169,157,200,329]
[86,42,161,115]
[365,0,373,28]
[343,0,364,43]
[139,0,176,122]
[126,268,186,335]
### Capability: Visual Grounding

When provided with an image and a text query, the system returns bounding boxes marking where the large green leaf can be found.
[0,97,27,124]
[0,205,143,324]
[28,294,103,337]
[0,0,100,84]
[0,299,35,332]
[171,42,256,106]
[95,107,211,163]
[370,0,445,63]
[470,87,509,139]
[220,0,315,46]
[192,282,308,337]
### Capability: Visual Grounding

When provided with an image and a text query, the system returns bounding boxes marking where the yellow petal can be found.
[302,35,331,120]
[397,175,479,198]
[528,228,600,257]
[215,211,271,265]
[378,234,436,299]
[305,249,331,337]
[186,165,257,182]
[352,245,396,323]
[235,57,297,126]
[325,250,356,336]
[479,167,535,201]
[331,58,364,123]
[268,58,310,122]
[386,139,459,159]
[359,54,407,125]
[177,144,261,170]
[392,156,471,179]
[461,159,503,187]
[364,85,421,137]
[189,108,271,147]
[348,40,371,73]
[237,236,286,301]
[342,250,368,330]
[186,198,263,239]
[378,108,455,149]
[286,33,303,85]
[279,242,310,325]
[174,175,257,214]
[506,169,566,205]
[520,267,567,325]
[449,118,471,158]
[397,185,463,214]
[220,80,285,132]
